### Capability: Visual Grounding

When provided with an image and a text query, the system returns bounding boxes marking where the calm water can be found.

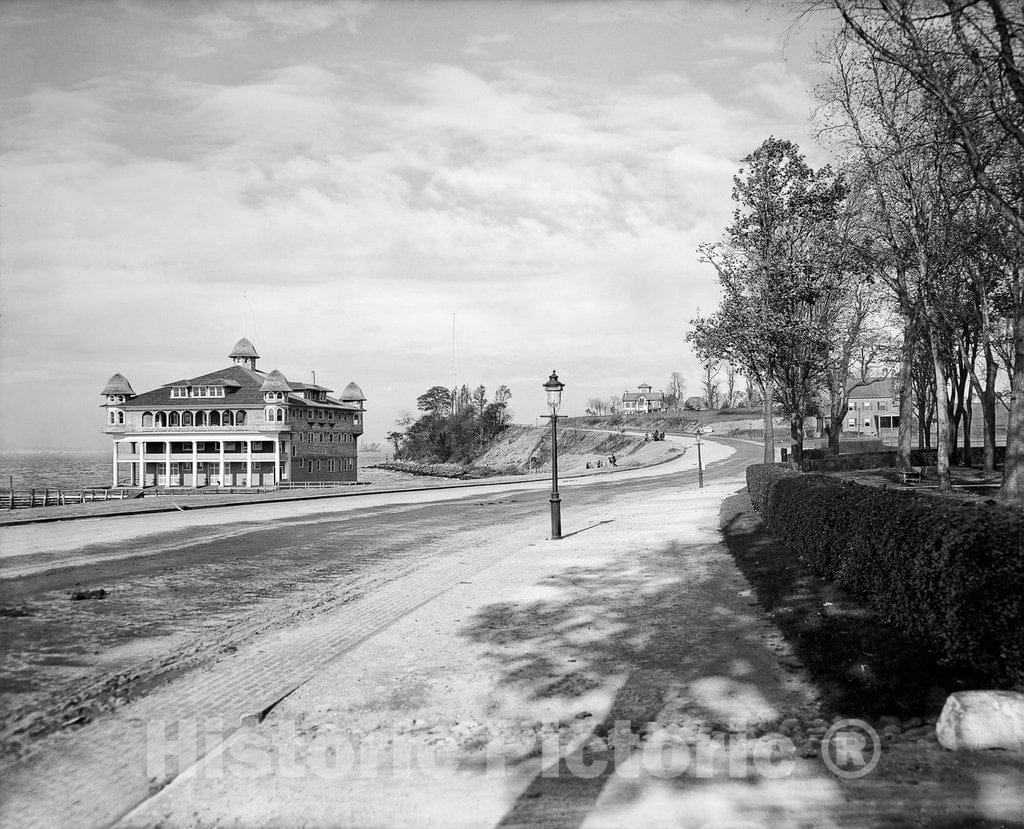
[0,451,111,490]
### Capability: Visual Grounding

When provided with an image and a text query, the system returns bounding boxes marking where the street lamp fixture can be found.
[695,427,704,489]
[543,370,565,539]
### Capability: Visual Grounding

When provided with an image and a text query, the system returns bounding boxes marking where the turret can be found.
[101,373,135,404]
[229,338,260,370]
[340,381,366,410]
[260,369,292,402]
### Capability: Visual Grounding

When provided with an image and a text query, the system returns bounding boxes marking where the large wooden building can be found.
[101,339,365,488]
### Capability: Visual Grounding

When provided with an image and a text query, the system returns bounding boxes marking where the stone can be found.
[936,691,1024,751]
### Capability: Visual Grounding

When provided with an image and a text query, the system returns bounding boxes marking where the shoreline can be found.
[0,439,693,528]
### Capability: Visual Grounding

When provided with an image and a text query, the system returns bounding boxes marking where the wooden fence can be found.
[0,488,132,509]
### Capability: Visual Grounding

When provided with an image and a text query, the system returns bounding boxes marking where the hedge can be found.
[745,463,799,516]
[748,465,1024,686]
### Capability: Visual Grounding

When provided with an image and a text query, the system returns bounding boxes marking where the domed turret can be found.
[102,373,135,402]
[341,381,366,409]
[229,338,260,370]
[260,369,292,394]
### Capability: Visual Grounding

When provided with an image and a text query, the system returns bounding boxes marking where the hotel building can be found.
[101,339,365,488]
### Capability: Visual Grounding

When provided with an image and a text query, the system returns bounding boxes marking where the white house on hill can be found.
[622,383,665,414]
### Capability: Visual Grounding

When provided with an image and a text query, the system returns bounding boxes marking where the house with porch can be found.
[845,378,899,438]
[101,338,365,488]
[622,383,665,414]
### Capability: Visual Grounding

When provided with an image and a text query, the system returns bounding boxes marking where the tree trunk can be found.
[897,328,914,470]
[999,302,1024,498]
[761,380,774,463]
[789,412,804,470]
[983,350,997,476]
[928,333,952,491]
[962,387,973,467]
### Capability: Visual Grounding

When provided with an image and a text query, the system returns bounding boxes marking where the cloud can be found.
[711,33,777,54]
[463,33,513,57]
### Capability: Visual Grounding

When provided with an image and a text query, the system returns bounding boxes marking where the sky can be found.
[0,0,836,450]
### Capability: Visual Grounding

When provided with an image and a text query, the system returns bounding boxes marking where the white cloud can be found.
[463,33,513,57]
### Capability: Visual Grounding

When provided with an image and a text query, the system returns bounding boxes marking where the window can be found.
[317,410,323,421]
[354,415,360,425]
[317,460,322,471]
[171,387,187,398]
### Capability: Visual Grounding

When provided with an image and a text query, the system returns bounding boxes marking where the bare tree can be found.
[665,372,686,411]
[701,359,720,410]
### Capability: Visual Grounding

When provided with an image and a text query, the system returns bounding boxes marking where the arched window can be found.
[266,407,275,422]
[224,410,234,426]
[236,411,246,425]
[210,410,221,426]
[169,411,180,427]
[155,412,167,427]
[143,412,153,427]
[117,411,124,424]
[109,411,115,424]
[182,412,193,427]
[195,411,206,426]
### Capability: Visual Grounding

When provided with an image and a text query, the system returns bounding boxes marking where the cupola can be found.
[102,373,135,404]
[340,381,366,409]
[260,369,292,402]
[229,338,260,370]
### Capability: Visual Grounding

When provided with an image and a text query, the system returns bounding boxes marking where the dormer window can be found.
[171,387,188,398]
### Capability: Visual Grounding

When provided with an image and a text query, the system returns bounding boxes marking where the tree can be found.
[607,396,621,414]
[701,359,720,409]
[723,364,737,408]
[690,137,850,466]
[385,431,404,456]
[586,397,608,416]
[665,372,686,411]
[417,386,453,416]
[472,385,488,415]
[825,0,1024,496]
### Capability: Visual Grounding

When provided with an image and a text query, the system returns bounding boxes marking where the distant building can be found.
[102,339,365,488]
[846,378,898,437]
[622,383,665,414]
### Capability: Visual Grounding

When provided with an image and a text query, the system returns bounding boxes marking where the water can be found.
[0,451,111,490]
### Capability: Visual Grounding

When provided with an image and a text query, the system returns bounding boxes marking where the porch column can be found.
[246,440,252,487]
[164,442,171,488]
[273,438,280,485]
[191,440,198,488]
[112,441,118,488]
[219,440,225,487]
[139,442,146,488]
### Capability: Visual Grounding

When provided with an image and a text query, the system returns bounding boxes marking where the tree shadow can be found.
[717,491,981,718]
[459,532,821,827]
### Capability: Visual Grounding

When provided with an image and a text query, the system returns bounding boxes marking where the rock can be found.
[780,717,801,732]
[936,691,1024,751]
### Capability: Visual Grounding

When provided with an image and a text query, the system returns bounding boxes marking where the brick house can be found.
[101,338,365,488]
[622,383,665,414]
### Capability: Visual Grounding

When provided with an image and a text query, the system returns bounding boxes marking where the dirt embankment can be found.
[472,425,680,474]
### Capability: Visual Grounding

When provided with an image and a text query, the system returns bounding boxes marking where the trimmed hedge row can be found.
[748,464,1024,686]
[745,463,799,516]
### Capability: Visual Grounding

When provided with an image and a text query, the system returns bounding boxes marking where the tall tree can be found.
[826,0,1024,497]
[665,372,686,411]
[690,137,849,466]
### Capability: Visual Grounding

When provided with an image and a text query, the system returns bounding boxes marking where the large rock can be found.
[936,691,1024,751]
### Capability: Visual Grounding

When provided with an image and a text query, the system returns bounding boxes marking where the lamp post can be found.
[543,370,565,540]
[696,427,704,489]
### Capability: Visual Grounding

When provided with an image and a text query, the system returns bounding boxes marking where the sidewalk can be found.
[118,476,844,828]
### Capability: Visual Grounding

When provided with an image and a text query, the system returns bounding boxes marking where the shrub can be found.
[760,473,1024,686]
[745,463,799,516]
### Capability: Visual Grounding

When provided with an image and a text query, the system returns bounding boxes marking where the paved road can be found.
[0,438,755,827]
